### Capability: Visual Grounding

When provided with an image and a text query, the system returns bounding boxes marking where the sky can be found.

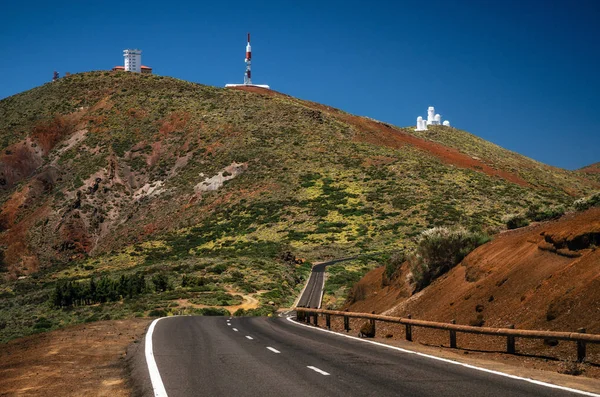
[1,0,598,170]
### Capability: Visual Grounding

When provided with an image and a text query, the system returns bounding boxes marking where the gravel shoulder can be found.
[0,318,151,396]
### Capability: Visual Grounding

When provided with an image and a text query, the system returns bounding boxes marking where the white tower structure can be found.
[416,116,427,131]
[434,114,441,125]
[226,33,270,89]
[427,106,435,125]
[124,49,142,73]
[443,120,451,127]
[244,33,252,84]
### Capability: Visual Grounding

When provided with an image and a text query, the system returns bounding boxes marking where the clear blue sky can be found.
[1,0,598,170]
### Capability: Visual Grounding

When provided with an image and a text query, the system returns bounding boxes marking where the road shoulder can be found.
[0,318,151,396]
[286,316,600,395]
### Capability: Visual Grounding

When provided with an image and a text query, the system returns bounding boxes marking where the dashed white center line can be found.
[245,336,254,340]
[233,328,239,332]
[266,347,280,354]
[307,366,330,376]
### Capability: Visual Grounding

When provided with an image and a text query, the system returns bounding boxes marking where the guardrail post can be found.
[405,314,412,342]
[326,313,331,330]
[370,311,376,337]
[577,328,586,363]
[297,311,304,322]
[305,311,310,324]
[507,324,515,354]
[313,312,318,326]
[449,319,457,348]
[344,309,350,332]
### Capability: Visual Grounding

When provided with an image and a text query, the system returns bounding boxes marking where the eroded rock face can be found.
[194,162,248,193]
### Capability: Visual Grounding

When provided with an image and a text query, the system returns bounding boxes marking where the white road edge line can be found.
[307,366,330,376]
[246,336,254,340]
[233,328,239,332]
[267,347,281,353]
[145,318,168,397]
[286,316,600,397]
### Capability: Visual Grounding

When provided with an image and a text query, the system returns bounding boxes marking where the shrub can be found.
[148,309,167,317]
[573,192,600,212]
[152,274,170,292]
[33,317,53,331]
[526,204,565,222]
[384,252,405,282]
[409,227,491,291]
[195,307,231,316]
[504,214,530,230]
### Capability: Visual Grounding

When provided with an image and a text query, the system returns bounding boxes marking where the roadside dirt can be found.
[0,319,150,396]
[332,207,600,381]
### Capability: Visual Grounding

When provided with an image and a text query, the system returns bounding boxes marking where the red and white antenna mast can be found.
[244,33,252,85]
[225,33,269,89]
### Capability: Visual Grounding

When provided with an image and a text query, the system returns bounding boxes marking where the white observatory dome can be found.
[443,120,450,127]
[416,116,427,131]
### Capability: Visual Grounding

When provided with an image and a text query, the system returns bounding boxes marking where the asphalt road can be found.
[140,315,594,397]
[296,254,384,308]
[296,262,327,308]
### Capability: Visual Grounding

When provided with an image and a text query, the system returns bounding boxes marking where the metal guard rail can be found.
[293,307,600,362]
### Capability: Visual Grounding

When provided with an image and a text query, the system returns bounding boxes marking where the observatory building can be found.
[112,49,152,74]
[415,106,450,131]
[225,33,270,89]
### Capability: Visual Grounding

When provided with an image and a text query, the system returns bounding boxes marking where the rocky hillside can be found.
[344,208,600,337]
[0,72,597,342]
[0,71,596,278]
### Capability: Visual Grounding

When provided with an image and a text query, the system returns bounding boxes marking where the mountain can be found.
[0,71,597,342]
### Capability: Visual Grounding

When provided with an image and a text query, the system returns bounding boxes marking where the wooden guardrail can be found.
[294,308,600,362]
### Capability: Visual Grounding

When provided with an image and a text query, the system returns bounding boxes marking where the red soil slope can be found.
[231,85,529,186]
[348,208,600,335]
[580,162,600,174]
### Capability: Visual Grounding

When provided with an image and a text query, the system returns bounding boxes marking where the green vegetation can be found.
[0,71,596,341]
[504,214,530,230]
[574,192,600,211]
[409,227,491,291]
[51,273,148,307]
[525,204,565,222]
[383,252,406,282]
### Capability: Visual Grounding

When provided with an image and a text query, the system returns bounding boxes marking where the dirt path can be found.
[0,319,150,396]
[176,289,267,314]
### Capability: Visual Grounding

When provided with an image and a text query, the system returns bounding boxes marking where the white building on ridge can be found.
[416,106,450,131]
[124,49,142,73]
[112,49,152,74]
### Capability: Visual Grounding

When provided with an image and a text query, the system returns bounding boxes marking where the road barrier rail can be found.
[293,308,600,362]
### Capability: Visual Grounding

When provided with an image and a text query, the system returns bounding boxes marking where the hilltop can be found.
[0,71,597,342]
[579,162,600,183]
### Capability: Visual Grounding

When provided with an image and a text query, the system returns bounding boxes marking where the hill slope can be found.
[0,72,596,276]
[345,208,600,338]
[0,72,596,341]
[579,162,600,183]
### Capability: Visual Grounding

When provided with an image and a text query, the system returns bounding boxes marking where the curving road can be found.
[296,262,327,308]
[135,315,598,397]
[296,256,360,308]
